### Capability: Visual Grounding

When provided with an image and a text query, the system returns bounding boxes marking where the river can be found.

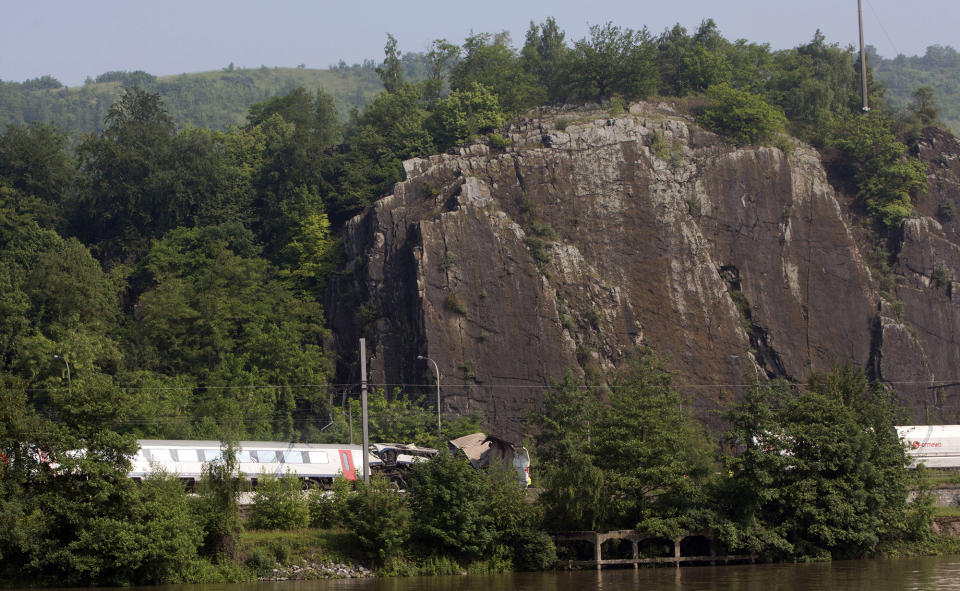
[14,556,960,591]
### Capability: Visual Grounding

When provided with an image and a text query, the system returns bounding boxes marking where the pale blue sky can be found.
[2,0,956,86]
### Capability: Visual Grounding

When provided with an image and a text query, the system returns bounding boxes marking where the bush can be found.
[245,547,275,575]
[488,132,511,150]
[308,476,352,528]
[828,114,927,229]
[512,530,557,571]
[445,292,467,315]
[700,84,787,146]
[247,472,309,530]
[346,475,411,564]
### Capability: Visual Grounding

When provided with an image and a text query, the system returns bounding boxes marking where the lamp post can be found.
[417,355,441,443]
[53,354,70,392]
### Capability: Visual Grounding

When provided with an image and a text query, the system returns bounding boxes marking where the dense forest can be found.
[0,17,948,585]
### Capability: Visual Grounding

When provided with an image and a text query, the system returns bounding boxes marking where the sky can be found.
[2,0,958,87]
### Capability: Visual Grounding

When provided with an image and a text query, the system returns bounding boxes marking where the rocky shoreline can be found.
[262,559,374,580]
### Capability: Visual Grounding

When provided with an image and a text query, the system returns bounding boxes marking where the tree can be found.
[567,23,659,101]
[700,83,787,146]
[829,113,927,228]
[0,122,73,230]
[720,367,921,560]
[449,32,544,116]
[346,474,411,564]
[376,34,404,93]
[534,352,715,533]
[520,17,570,100]
[422,39,461,103]
[195,444,244,558]
[406,450,495,560]
[910,85,939,126]
[427,82,506,151]
[532,371,606,530]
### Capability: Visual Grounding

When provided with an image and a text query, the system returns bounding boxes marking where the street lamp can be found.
[417,355,441,443]
[53,354,71,393]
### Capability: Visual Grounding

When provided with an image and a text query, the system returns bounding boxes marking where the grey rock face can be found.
[328,104,960,436]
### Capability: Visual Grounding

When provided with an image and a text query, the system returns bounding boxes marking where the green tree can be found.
[520,17,570,101]
[376,34,405,93]
[0,122,73,230]
[567,23,659,101]
[829,113,927,228]
[535,353,715,532]
[407,450,495,560]
[532,371,606,530]
[910,85,939,126]
[700,83,787,146]
[427,82,506,151]
[346,474,411,564]
[195,444,244,558]
[720,367,920,560]
[450,32,544,116]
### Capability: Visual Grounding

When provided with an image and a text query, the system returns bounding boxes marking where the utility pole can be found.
[858,0,870,112]
[360,338,370,483]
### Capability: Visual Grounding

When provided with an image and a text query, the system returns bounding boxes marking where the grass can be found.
[236,527,365,567]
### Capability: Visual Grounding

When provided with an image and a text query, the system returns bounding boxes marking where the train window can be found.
[257,451,278,462]
[149,449,172,462]
[236,451,253,462]
[283,451,305,463]
[177,449,199,462]
[203,450,222,462]
[307,451,329,464]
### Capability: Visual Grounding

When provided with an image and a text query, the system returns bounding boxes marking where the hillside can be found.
[872,45,960,133]
[0,64,386,133]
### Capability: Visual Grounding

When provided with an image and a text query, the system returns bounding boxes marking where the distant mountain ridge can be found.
[870,45,960,133]
[3,43,960,136]
[0,64,388,134]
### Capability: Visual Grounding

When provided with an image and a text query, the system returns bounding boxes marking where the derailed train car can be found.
[896,425,960,468]
[130,440,381,486]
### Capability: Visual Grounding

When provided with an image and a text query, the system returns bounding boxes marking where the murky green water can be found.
[16,556,960,591]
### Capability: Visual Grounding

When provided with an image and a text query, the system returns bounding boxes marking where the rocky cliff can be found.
[327,103,960,437]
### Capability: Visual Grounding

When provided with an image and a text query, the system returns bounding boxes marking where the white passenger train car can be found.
[896,425,960,468]
[130,440,381,484]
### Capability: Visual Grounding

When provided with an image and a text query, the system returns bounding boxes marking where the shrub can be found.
[445,292,467,315]
[828,114,927,229]
[488,132,511,150]
[247,472,309,530]
[938,201,957,222]
[609,95,626,115]
[439,250,456,271]
[308,476,352,528]
[512,530,557,570]
[345,475,411,564]
[700,84,787,146]
[245,547,275,575]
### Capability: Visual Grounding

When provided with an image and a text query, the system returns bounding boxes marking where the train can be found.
[130,440,381,486]
[896,425,960,468]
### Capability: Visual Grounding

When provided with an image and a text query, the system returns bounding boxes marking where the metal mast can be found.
[858,0,870,112]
